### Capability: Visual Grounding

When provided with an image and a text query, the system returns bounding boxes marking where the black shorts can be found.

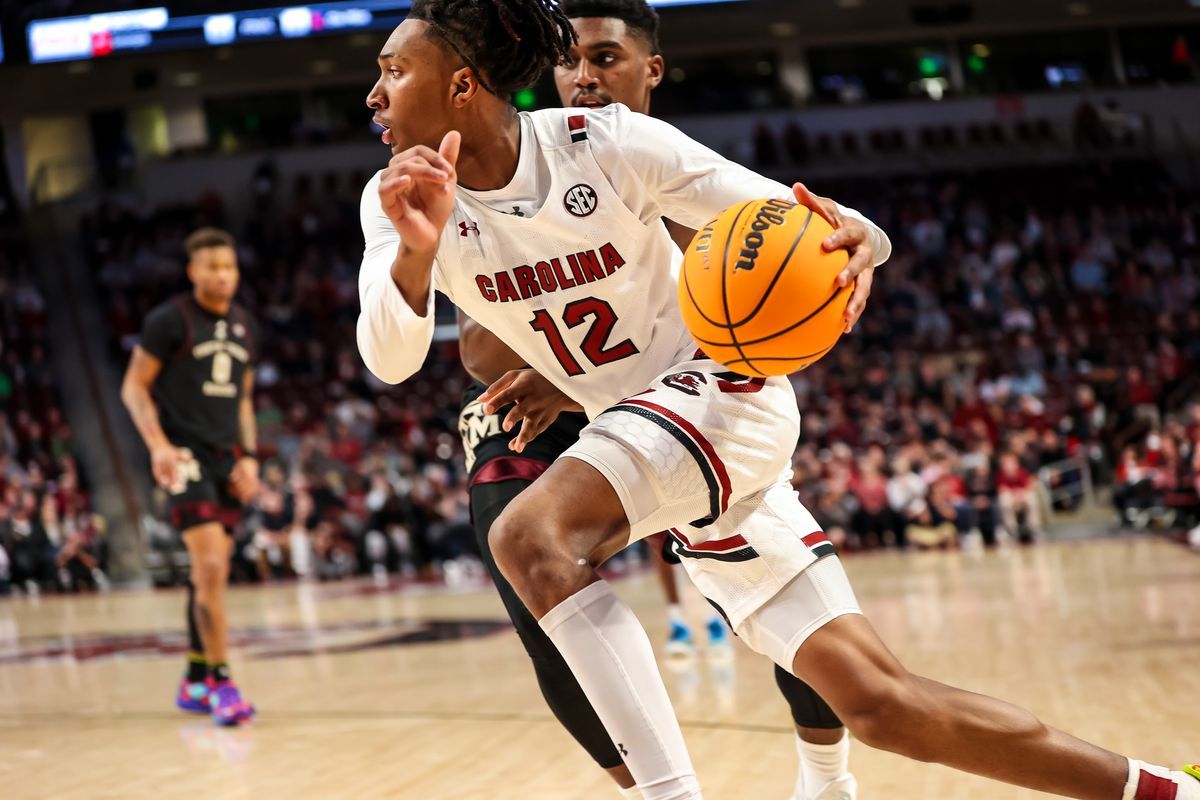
[460,380,587,485]
[166,442,244,533]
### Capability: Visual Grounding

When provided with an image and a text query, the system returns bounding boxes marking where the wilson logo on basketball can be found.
[734,199,794,272]
[564,184,598,217]
[693,220,717,258]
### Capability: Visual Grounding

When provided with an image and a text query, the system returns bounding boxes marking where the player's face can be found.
[555,18,663,115]
[367,20,461,156]
[188,245,239,303]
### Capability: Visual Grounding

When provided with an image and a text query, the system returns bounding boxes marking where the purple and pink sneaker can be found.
[209,680,255,726]
[176,677,213,714]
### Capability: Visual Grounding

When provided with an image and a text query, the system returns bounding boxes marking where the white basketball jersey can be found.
[357,105,890,416]
[434,110,694,419]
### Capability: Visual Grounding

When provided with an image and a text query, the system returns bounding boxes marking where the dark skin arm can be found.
[228,368,260,503]
[664,219,696,253]
[120,346,184,491]
[458,310,527,386]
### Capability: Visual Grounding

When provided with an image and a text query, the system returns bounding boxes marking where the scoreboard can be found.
[26,0,742,65]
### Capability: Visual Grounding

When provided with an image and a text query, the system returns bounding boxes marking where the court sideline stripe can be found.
[0,708,798,735]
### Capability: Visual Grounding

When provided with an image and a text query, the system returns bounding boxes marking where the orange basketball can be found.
[678,198,851,377]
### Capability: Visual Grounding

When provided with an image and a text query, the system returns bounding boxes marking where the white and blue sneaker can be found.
[665,620,696,657]
[706,616,734,658]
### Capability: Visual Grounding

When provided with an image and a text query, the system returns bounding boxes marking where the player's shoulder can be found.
[139,294,189,354]
[229,302,260,353]
[360,170,384,205]
[525,104,632,149]
[146,293,189,323]
[229,301,257,327]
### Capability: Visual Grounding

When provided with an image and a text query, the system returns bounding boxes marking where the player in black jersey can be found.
[456,3,850,797]
[121,227,259,726]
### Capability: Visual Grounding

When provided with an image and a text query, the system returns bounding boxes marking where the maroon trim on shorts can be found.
[802,531,830,548]
[619,397,733,516]
[670,527,748,553]
[172,501,240,532]
[469,456,551,488]
[666,527,758,563]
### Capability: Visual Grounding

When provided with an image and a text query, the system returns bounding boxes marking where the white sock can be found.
[667,603,686,627]
[540,581,701,800]
[797,730,850,797]
[618,786,644,799]
[1123,759,1198,800]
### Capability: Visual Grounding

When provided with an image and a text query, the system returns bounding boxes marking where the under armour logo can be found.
[507,206,526,217]
[459,221,480,237]
[617,743,628,756]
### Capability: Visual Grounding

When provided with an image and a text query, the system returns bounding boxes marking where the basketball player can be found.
[121,228,258,726]
[462,0,728,664]
[454,2,853,798]
[357,3,1198,798]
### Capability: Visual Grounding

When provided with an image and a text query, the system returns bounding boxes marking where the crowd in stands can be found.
[9,152,1194,591]
[748,100,1149,172]
[85,168,475,585]
[0,220,108,595]
[1112,410,1200,535]
[789,159,1200,548]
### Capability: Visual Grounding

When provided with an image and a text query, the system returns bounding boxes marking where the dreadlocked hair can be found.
[409,0,577,98]
[560,0,660,53]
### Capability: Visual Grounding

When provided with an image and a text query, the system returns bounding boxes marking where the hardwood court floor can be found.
[1,536,1197,800]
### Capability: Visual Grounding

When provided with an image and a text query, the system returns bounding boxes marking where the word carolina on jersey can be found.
[475,242,626,303]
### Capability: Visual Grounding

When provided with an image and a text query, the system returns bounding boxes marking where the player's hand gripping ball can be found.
[679,199,852,377]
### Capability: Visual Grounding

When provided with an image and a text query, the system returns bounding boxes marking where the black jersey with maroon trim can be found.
[139,293,259,450]
[459,380,587,484]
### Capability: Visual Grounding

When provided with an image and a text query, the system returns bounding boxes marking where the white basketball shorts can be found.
[562,355,861,645]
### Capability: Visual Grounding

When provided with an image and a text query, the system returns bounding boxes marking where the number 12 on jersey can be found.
[529,297,639,376]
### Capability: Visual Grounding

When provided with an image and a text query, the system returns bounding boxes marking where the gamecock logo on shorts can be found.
[564,184,598,217]
[662,371,707,396]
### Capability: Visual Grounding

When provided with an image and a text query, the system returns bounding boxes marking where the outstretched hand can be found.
[792,182,877,333]
[479,369,584,454]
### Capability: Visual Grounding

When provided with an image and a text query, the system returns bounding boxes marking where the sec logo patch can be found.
[564,184,598,218]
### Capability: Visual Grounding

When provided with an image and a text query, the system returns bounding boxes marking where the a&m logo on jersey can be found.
[564,184,598,218]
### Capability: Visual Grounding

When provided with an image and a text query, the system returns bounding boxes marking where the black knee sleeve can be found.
[531,652,625,769]
[471,481,623,769]
[186,579,204,654]
[775,665,843,729]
